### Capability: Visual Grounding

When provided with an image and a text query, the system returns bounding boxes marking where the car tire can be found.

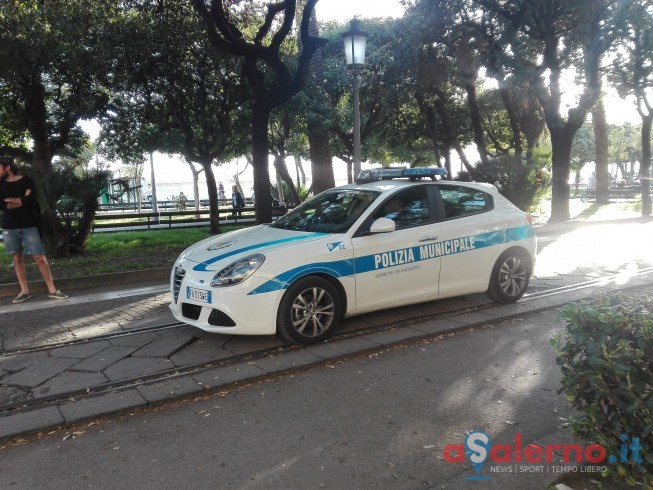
[277,276,342,344]
[487,249,531,303]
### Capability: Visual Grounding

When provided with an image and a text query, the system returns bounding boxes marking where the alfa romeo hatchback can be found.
[170,168,536,344]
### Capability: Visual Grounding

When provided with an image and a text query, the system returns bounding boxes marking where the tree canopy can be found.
[1,0,651,234]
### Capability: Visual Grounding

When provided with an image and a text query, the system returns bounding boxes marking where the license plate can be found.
[187,286,211,303]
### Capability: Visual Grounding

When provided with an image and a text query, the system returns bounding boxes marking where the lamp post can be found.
[342,18,367,180]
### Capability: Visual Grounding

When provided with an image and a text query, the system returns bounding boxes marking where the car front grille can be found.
[182,302,202,320]
[208,309,236,327]
[173,266,186,303]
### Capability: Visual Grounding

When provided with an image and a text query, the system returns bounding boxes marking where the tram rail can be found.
[1,267,651,417]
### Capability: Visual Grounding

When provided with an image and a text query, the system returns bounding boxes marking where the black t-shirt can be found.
[0,175,40,230]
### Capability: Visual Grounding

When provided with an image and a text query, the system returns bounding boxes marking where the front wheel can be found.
[277,276,342,344]
[487,250,531,303]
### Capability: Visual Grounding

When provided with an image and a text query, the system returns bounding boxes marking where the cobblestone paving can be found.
[0,292,173,351]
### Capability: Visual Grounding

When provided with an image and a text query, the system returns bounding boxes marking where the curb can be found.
[0,268,170,299]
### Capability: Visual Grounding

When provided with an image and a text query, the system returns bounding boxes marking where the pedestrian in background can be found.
[588,172,597,191]
[231,185,245,216]
[177,191,187,210]
[0,157,68,303]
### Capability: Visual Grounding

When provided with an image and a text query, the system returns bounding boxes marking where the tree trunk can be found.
[532,6,601,224]
[464,81,489,166]
[252,99,273,224]
[273,155,301,205]
[201,161,221,234]
[548,127,574,223]
[308,126,335,193]
[149,152,159,224]
[23,76,57,232]
[453,141,476,177]
[23,77,52,174]
[443,146,453,180]
[641,114,652,216]
[592,97,610,204]
[74,196,100,253]
[293,155,306,189]
[344,158,353,184]
[431,88,476,179]
[193,172,200,213]
[306,10,335,194]
[186,160,203,213]
[498,85,524,162]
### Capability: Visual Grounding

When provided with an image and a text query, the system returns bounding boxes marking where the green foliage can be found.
[609,123,641,166]
[457,150,551,211]
[321,18,423,167]
[170,193,187,211]
[99,0,251,166]
[551,293,653,486]
[29,160,111,257]
[0,227,251,283]
[0,0,120,168]
[277,181,310,204]
[571,123,595,170]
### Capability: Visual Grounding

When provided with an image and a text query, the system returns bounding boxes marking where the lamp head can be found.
[342,18,367,68]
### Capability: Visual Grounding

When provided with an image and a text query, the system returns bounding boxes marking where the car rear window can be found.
[439,186,493,219]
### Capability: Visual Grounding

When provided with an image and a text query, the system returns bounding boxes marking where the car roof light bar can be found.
[356,166,448,184]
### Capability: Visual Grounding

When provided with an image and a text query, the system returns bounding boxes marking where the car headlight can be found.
[210,254,266,287]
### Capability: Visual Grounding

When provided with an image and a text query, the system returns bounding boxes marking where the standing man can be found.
[231,185,244,216]
[588,171,597,192]
[0,157,67,303]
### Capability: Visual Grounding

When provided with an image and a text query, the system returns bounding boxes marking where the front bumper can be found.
[170,265,282,336]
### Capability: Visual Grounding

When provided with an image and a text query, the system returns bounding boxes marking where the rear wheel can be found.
[487,250,531,303]
[277,276,342,344]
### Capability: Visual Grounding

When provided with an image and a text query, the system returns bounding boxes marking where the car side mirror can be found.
[369,217,396,234]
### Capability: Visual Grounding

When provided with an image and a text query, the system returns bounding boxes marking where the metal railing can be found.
[0,203,287,237]
[95,209,232,232]
[92,204,287,232]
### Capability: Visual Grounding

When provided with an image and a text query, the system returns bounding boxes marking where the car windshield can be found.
[271,189,380,233]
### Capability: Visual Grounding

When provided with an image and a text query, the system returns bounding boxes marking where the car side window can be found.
[372,187,430,229]
[440,186,493,219]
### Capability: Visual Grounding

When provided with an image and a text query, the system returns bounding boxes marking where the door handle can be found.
[419,236,438,242]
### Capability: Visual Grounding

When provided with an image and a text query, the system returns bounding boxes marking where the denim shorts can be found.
[2,228,45,255]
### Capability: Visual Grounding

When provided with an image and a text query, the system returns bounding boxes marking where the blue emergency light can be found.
[356,166,448,184]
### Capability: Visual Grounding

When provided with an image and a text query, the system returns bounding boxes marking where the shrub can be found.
[551,293,653,486]
[457,151,550,211]
[32,163,111,257]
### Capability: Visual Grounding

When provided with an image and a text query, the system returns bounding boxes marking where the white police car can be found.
[170,168,536,344]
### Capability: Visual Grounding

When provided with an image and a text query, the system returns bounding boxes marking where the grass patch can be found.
[574,202,603,219]
[620,200,642,213]
[0,226,243,284]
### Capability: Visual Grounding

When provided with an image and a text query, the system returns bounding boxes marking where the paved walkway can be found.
[0,215,650,489]
[0,264,650,429]
[0,283,172,350]
[0,307,599,489]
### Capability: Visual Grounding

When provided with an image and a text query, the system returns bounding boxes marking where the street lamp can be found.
[342,18,367,180]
